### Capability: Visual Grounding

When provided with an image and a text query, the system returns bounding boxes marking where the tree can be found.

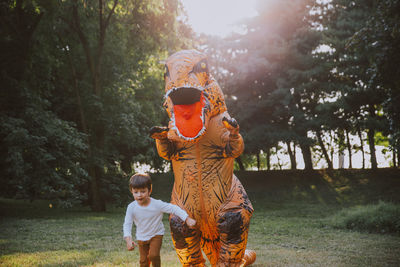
[321,0,388,169]
[0,0,88,207]
[57,0,193,210]
[349,0,400,167]
[0,0,194,209]
[205,0,329,170]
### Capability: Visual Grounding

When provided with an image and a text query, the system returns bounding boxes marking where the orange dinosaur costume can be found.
[150,50,256,266]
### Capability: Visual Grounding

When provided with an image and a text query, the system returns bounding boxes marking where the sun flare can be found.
[182,0,258,37]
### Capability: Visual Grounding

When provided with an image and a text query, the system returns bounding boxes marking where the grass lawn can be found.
[1,169,400,266]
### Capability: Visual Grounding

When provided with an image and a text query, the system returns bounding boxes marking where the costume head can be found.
[163,50,227,142]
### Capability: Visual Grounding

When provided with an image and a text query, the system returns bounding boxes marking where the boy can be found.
[123,173,196,267]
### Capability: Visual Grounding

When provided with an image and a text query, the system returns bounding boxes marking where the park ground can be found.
[1,169,399,266]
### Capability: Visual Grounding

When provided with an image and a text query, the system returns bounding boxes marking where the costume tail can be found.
[241,249,256,266]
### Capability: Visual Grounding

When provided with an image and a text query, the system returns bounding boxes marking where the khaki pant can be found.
[137,235,163,267]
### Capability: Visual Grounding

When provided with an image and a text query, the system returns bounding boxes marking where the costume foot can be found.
[240,249,256,266]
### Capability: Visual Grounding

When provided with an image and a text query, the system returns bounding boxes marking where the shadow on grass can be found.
[234,168,400,207]
[0,197,125,220]
[0,249,108,266]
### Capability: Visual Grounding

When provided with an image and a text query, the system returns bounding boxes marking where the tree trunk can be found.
[298,130,313,170]
[397,145,400,168]
[92,126,106,211]
[367,128,377,169]
[299,142,313,170]
[393,148,397,168]
[330,131,335,168]
[256,152,260,171]
[316,131,332,169]
[266,147,271,170]
[345,130,353,168]
[357,127,365,169]
[337,129,345,169]
[66,0,118,211]
[236,156,245,171]
[67,51,105,210]
[293,143,297,168]
[12,0,44,81]
[89,164,105,211]
[367,105,378,169]
[286,141,297,170]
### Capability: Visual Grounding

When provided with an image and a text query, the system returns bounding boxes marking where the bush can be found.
[327,201,400,234]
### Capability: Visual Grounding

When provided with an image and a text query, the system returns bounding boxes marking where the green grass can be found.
[247,201,400,266]
[0,199,181,267]
[1,169,400,266]
[325,201,400,234]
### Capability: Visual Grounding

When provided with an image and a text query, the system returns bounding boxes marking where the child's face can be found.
[131,187,151,206]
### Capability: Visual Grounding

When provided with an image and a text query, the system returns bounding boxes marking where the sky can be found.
[181,0,258,37]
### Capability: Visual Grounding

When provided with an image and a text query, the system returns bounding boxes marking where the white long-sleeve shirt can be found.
[123,197,188,241]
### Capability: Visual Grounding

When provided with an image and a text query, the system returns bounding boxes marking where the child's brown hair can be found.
[129,173,152,191]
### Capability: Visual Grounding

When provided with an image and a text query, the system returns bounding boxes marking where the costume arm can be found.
[222,116,244,158]
[150,126,176,160]
[155,138,176,161]
[225,132,244,158]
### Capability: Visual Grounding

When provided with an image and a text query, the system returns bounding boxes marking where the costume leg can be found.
[200,232,220,266]
[216,176,254,266]
[148,235,163,267]
[170,215,206,266]
[138,240,150,267]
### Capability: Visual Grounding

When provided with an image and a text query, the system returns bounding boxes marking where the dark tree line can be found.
[203,0,400,171]
[1,0,399,209]
[0,0,193,210]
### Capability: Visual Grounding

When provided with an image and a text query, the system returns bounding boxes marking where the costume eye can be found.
[164,64,170,80]
[193,59,209,74]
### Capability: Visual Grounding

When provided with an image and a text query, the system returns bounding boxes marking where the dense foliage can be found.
[0,0,193,209]
[203,0,400,171]
[1,0,398,208]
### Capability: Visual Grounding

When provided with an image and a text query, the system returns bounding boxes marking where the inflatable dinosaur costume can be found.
[150,50,255,266]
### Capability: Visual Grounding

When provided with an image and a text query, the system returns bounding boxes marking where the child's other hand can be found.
[127,240,136,251]
[125,237,136,251]
[185,217,196,228]
[128,241,137,251]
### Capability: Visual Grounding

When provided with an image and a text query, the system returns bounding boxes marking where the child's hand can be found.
[129,241,137,251]
[185,217,196,228]
[125,237,137,251]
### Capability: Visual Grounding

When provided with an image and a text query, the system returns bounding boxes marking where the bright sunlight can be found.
[182,0,258,37]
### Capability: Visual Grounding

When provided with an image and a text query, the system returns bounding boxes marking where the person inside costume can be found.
[150,50,256,266]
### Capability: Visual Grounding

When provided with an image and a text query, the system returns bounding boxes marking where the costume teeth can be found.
[170,116,207,141]
[166,84,209,141]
